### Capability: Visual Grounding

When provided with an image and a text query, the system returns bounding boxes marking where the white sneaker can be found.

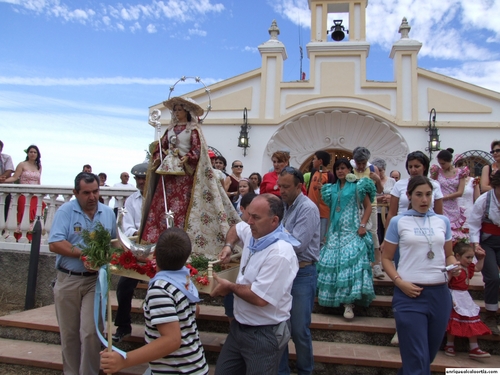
[343,304,354,319]
[373,264,384,279]
[391,331,399,346]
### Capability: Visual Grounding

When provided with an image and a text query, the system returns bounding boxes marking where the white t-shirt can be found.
[234,222,298,326]
[390,178,443,214]
[112,182,136,208]
[385,213,451,284]
[122,190,143,237]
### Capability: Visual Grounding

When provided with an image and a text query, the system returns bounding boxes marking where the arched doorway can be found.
[299,149,353,173]
[264,109,409,172]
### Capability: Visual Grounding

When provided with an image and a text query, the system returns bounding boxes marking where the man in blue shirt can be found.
[277,167,320,375]
[49,172,116,375]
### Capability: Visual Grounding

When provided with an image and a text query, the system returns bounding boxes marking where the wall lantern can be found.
[327,20,348,41]
[426,108,440,159]
[238,107,250,156]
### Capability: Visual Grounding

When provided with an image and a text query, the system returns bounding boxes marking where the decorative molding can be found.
[265,110,409,165]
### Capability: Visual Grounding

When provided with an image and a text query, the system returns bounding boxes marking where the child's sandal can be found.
[444,345,455,357]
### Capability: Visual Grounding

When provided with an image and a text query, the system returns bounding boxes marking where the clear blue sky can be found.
[1,0,499,185]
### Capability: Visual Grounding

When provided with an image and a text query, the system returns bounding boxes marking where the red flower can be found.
[110,252,120,265]
[186,264,199,276]
[80,255,87,262]
[119,251,137,270]
[145,260,157,278]
[196,276,209,285]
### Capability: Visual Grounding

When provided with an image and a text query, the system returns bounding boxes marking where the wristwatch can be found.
[359,224,366,228]
[224,243,238,254]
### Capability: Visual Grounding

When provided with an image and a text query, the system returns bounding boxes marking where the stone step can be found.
[0,337,148,374]
[0,328,498,375]
[1,300,499,354]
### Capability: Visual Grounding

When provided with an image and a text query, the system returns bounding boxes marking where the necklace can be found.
[412,215,434,259]
[335,183,344,212]
[241,251,255,275]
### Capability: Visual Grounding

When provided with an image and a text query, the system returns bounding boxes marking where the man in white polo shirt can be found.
[212,194,299,374]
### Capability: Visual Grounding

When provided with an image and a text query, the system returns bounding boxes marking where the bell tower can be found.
[308,0,368,43]
[306,0,371,85]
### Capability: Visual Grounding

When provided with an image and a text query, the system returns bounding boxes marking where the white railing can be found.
[0,184,136,250]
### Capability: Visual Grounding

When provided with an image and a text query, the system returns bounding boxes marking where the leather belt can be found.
[298,261,314,268]
[57,267,97,277]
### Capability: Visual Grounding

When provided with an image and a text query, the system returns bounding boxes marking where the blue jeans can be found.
[278,264,317,375]
[393,283,451,375]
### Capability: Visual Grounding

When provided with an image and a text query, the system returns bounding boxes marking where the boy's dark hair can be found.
[314,150,331,166]
[453,242,472,257]
[241,192,257,209]
[155,227,192,271]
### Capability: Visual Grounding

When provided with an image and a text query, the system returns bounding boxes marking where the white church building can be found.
[148,0,500,177]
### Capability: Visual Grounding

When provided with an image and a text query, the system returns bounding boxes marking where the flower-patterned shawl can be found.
[139,122,241,258]
[184,128,241,256]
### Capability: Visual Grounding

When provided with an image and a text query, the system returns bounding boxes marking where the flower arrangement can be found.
[107,247,220,287]
[473,176,481,187]
[110,251,157,278]
[80,222,114,270]
[187,254,222,286]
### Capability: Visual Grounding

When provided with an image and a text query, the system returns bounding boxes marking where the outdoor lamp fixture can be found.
[328,20,348,41]
[426,108,440,159]
[238,107,250,156]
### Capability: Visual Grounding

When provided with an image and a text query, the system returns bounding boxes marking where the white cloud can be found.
[243,46,258,53]
[272,0,500,70]
[188,28,207,37]
[268,0,310,27]
[0,76,221,86]
[130,21,141,32]
[146,23,157,33]
[432,61,500,93]
[1,0,225,32]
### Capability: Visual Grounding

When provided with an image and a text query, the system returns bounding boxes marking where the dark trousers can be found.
[3,193,11,222]
[480,234,500,311]
[215,319,290,375]
[278,264,317,375]
[114,276,139,330]
[393,283,451,375]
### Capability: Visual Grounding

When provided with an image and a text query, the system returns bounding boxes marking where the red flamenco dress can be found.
[446,263,491,337]
[14,170,46,242]
[140,125,200,243]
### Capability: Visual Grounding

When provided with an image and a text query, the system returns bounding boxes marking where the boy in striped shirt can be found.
[101,227,208,374]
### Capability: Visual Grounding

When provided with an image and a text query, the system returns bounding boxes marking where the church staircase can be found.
[0,274,499,374]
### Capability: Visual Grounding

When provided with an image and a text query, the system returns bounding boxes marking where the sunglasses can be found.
[282,166,304,184]
[490,149,500,154]
[233,165,243,168]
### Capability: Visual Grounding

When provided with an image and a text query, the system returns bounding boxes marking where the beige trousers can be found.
[54,271,101,375]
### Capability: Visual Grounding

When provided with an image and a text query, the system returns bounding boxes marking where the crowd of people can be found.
[1,110,500,374]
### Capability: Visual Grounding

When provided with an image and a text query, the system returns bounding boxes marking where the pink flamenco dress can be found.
[430,165,468,242]
[447,263,491,337]
[14,169,45,242]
